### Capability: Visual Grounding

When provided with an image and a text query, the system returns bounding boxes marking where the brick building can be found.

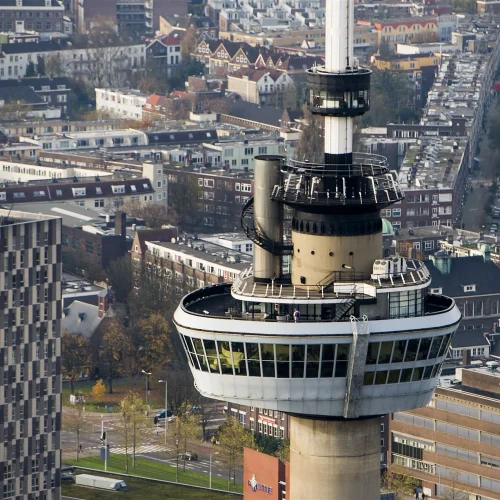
[389,366,500,498]
[166,166,254,231]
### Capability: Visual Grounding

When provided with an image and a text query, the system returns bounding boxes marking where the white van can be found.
[75,474,127,490]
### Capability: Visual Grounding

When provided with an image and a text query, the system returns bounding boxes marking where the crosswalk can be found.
[109,444,171,455]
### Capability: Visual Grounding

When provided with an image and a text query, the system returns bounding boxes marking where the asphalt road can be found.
[61,403,243,485]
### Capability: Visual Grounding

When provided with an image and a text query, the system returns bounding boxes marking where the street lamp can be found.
[142,370,152,409]
[158,379,168,445]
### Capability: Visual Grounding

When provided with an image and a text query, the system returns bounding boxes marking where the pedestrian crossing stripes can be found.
[110,444,171,455]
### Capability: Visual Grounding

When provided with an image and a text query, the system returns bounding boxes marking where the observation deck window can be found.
[389,290,424,319]
[181,336,351,380]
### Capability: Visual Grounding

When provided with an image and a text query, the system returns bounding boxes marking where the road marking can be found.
[109,445,169,455]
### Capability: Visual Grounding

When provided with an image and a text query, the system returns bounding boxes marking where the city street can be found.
[61,403,243,485]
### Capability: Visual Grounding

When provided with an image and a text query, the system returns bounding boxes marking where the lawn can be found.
[65,455,243,493]
[62,377,166,411]
[62,474,240,500]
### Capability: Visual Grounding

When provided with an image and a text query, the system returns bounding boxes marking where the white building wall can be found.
[96,88,148,120]
[0,161,113,183]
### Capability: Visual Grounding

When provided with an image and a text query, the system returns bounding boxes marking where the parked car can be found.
[156,409,173,419]
[178,452,198,461]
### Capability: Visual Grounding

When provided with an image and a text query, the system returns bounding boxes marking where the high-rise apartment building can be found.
[0,209,62,500]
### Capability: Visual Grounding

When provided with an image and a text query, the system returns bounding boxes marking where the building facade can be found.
[390,367,500,499]
[0,209,62,499]
[0,0,65,34]
[95,88,148,121]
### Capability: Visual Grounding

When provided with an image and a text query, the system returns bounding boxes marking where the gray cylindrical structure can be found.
[289,415,380,500]
[253,155,283,282]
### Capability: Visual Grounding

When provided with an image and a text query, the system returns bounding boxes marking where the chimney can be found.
[98,289,113,318]
[462,349,471,367]
[115,211,127,237]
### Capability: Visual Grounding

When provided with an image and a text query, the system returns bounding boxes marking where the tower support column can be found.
[289,415,380,500]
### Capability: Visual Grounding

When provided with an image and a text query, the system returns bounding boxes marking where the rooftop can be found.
[147,237,253,271]
[398,135,467,190]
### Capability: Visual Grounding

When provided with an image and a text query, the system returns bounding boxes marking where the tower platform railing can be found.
[283,154,390,177]
[180,283,455,323]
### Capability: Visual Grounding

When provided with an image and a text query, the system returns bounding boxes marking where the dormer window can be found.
[430,288,442,295]
[463,284,476,293]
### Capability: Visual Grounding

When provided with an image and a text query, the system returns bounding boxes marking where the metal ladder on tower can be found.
[343,315,370,419]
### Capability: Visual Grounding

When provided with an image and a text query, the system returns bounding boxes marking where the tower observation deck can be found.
[173,0,461,496]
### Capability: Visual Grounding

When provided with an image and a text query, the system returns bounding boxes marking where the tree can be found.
[25,61,36,77]
[180,27,198,57]
[82,18,131,88]
[133,313,173,374]
[98,319,133,394]
[161,369,199,416]
[90,379,106,402]
[294,105,324,163]
[37,55,46,76]
[0,100,32,121]
[130,258,176,316]
[438,471,469,500]
[362,68,417,127]
[218,416,255,488]
[107,255,133,302]
[171,414,201,476]
[65,405,89,462]
[45,54,66,77]
[488,105,500,151]
[275,438,290,462]
[381,464,421,500]
[119,391,151,468]
[61,331,90,394]
[121,199,179,229]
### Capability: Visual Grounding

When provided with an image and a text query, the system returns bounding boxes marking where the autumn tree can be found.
[65,405,90,462]
[171,414,201,476]
[181,26,198,57]
[97,319,133,394]
[90,379,106,402]
[381,464,421,500]
[106,255,133,302]
[120,391,151,468]
[219,416,255,488]
[121,199,179,229]
[61,331,90,394]
[134,313,173,373]
[275,438,290,462]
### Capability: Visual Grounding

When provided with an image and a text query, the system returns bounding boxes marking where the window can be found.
[258,146,268,155]
[72,187,86,197]
[463,284,476,292]
[94,199,104,208]
[112,185,126,194]
[392,208,401,217]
